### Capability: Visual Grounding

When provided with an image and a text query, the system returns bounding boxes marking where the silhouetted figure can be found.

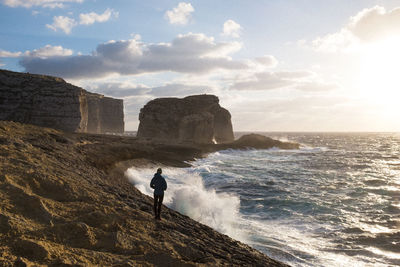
[150,168,167,220]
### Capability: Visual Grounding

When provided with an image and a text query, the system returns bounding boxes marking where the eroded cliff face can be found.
[137,94,234,144]
[0,69,124,134]
[86,94,124,134]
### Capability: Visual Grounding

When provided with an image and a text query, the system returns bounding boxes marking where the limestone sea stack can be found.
[137,94,234,144]
[0,69,124,134]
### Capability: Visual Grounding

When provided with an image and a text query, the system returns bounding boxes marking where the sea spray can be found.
[125,167,245,241]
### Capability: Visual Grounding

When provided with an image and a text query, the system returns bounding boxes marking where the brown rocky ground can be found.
[0,121,291,266]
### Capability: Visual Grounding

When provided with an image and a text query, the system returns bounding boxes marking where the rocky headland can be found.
[0,69,124,134]
[0,121,296,266]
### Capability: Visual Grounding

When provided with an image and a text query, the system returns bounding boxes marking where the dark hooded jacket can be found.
[150,173,167,196]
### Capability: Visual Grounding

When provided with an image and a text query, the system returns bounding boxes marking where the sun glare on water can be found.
[358,37,400,118]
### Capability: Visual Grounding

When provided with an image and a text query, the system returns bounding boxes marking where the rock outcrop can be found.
[137,95,234,144]
[229,133,299,150]
[0,69,124,134]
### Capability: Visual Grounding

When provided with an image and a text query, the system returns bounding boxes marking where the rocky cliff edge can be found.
[0,121,290,266]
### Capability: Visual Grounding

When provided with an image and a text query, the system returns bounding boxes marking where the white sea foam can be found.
[125,166,245,241]
[299,146,329,152]
[366,247,400,260]
[240,218,383,267]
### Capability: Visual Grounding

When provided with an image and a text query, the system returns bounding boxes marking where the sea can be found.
[126,132,400,267]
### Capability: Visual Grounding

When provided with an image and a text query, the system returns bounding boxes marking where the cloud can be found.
[254,55,278,67]
[46,16,77,34]
[309,6,400,52]
[165,2,194,25]
[87,82,151,98]
[232,96,347,115]
[229,69,337,92]
[46,9,118,34]
[230,71,315,91]
[20,33,247,79]
[25,45,73,57]
[295,82,338,92]
[310,29,359,53]
[0,50,22,57]
[222,20,242,38]
[79,8,118,25]
[348,6,400,41]
[1,0,84,8]
[229,95,352,131]
[0,45,72,59]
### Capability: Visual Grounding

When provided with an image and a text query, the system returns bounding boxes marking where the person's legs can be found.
[157,194,164,219]
[153,195,159,218]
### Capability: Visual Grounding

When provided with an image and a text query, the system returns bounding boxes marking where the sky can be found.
[1,0,400,132]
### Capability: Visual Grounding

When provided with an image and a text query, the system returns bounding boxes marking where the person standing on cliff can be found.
[150,168,167,220]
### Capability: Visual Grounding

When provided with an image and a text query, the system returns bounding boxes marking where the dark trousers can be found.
[153,194,164,218]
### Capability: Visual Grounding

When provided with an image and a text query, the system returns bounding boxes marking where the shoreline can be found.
[0,121,290,266]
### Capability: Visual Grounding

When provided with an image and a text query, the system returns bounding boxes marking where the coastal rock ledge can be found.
[0,121,288,266]
[0,69,124,134]
[137,95,234,144]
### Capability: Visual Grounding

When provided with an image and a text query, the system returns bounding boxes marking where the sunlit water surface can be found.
[126,133,400,266]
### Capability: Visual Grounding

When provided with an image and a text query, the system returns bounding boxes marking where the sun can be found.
[357,37,400,114]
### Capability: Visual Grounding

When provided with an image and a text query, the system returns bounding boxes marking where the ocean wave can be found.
[125,167,246,242]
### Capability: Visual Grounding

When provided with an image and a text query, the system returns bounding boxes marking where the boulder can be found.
[0,69,124,134]
[230,134,299,149]
[137,94,234,144]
